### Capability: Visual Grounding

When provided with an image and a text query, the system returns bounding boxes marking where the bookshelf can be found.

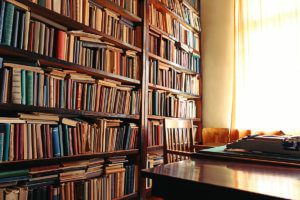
[143,0,202,196]
[0,0,201,199]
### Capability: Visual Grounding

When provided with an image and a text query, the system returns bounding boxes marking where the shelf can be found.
[149,0,200,33]
[93,0,142,23]
[147,145,163,151]
[112,192,138,200]
[149,25,200,54]
[16,0,142,52]
[180,0,199,15]
[0,149,139,169]
[0,45,140,85]
[0,103,140,120]
[147,115,201,122]
[148,52,199,75]
[148,83,201,99]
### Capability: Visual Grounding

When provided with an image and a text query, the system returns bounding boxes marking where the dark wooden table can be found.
[141,156,300,200]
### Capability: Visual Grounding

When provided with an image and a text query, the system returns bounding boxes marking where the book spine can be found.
[12,68,22,104]
[0,132,4,161]
[3,123,10,161]
[52,126,61,157]
[1,3,15,46]
[26,70,34,106]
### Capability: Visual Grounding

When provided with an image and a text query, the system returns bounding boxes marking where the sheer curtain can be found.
[232,0,300,134]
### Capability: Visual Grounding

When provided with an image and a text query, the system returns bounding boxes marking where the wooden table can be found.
[141,156,300,199]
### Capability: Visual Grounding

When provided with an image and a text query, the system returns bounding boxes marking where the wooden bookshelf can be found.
[15,0,142,52]
[0,103,140,120]
[149,0,200,33]
[147,115,201,122]
[0,45,140,85]
[0,149,139,169]
[0,0,201,198]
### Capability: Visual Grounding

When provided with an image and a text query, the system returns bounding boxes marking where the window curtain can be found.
[232,0,300,133]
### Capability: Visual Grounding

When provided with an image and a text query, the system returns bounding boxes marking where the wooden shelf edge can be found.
[0,149,139,167]
[0,103,140,120]
[0,45,141,85]
[148,53,199,75]
[149,0,200,33]
[16,0,142,52]
[147,115,201,122]
[93,0,142,22]
[148,83,201,99]
[112,192,138,200]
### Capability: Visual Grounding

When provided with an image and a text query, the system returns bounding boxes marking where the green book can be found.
[86,84,91,111]
[38,0,46,7]
[3,123,10,161]
[1,2,14,46]
[58,124,64,157]
[21,69,26,105]
[26,70,33,105]
[0,169,28,178]
[0,132,4,162]
[60,80,64,108]
[62,124,70,156]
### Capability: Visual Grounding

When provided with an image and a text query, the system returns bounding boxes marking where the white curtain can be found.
[233,0,300,134]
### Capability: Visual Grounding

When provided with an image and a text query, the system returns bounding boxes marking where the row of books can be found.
[0,62,141,115]
[149,59,200,95]
[27,0,138,46]
[108,0,138,15]
[149,32,200,73]
[29,0,89,25]
[0,157,138,199]
[157,0,200,31]
[146,153,163,189]
[0,114,139,162]
[149,4,200,51]
[148,90,196,118]
[0,1,138,58]
[147,120,163,147]
[89,2,136,46]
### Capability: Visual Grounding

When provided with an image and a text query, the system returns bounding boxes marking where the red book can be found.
[46,125,52,158]
[19,124,24,160]
[14,124,19,161]
[56,30,67,60]
[76,83,82,110]
[28,21,35,52]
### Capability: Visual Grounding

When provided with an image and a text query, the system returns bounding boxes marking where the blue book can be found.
[3,123,10,161]
[52,126,61,157]
[0,1,6,43]
[0,132,4,162]
[0,175,28,183]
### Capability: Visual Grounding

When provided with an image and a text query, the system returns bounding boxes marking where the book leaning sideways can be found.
[226,134,300,156]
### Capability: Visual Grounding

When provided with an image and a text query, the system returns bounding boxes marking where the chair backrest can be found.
[163,119,194,164]
[202,128,229,146]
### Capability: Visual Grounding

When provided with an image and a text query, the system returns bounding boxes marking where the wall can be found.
[201,0,235,128]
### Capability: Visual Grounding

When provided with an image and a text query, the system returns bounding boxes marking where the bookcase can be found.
[0,0,201,199]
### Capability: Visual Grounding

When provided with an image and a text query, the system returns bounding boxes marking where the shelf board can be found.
[147,115,201,121]
[148,83,201,99]
[112,192,138,200]
[147,145,163,151]
[16,0,142,52]
[148,52,199,75]
[150,0,200,33]
[93,0,142,23]
[0,103,140,120]
[0,45,140,85]
[0,149,139,168]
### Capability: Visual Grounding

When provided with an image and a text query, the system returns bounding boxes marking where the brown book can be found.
[4,189,19,200]
[14,124,19,161]
[46,125,52,158]
[36,124,43,159]
[18,188,28,200]
[44,27,50,56]
[49,28,55,57]
[27,124,32,160]
[32,124,37,159]
[23,12,30,51]
[11,68,22,104]
[28,21,35,52]
[9,124,14,161]
[33,21,40,54]
[23,124,28,160]
[39,23,46,54]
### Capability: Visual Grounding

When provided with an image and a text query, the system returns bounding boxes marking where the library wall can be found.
[201,0,234,128]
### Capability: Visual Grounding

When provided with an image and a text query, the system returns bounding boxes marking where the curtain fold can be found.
[233,0,300,134]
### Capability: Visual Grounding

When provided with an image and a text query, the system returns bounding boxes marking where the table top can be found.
[142,157,300,200]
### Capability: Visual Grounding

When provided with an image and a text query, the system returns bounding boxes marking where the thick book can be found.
[11,9,19,48]
[52,126,61,157]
